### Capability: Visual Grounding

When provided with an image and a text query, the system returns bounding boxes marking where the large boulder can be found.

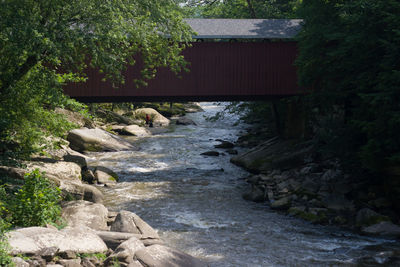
[7,226,107,255]
[362,221,400,238]
[54,179,103,203]
[104,237,145,266]
[356,208,390,227]
[62,147,89,168]
[120,125,151,137]
[230,138,313,173]
[26,160,82,183]
[133,108,170,127]
[110,211,159,239]
[183,102,204,113]
[135,245,206,267]
[61,200,109,231]
[67,128,136,153]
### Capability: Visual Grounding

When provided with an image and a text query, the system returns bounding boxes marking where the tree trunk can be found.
[246,0,257,18]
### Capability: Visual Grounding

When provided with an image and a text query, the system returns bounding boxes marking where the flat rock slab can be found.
[26,161,82,183]
[67,128,137,153]
[62,200,109,231]
[8,227,107,255]
[121,125,152,137]
[135,245,206,267]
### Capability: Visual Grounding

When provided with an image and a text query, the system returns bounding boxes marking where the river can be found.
[87,102,399,266]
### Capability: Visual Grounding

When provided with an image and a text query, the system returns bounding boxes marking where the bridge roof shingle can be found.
[185,19,302,39]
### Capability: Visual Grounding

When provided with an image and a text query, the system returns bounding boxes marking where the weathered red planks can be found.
[64,41,302,102]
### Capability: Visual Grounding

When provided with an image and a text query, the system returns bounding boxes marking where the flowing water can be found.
[87,103,400,266]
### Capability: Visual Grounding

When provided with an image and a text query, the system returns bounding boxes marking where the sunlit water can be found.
[87,103,400,266]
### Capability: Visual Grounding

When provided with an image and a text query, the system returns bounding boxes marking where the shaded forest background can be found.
[0,0,399,206]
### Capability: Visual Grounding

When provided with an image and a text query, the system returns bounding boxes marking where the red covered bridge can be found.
[64,19,303,102]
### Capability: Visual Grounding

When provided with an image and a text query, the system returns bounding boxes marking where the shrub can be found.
[3,169,61,227]
[0,218,13,266]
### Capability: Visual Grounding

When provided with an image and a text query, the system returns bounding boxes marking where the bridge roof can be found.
[185,19,302,39]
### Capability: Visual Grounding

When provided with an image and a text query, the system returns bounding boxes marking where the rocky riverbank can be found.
[230,124,400,239]
[1,103,206,266]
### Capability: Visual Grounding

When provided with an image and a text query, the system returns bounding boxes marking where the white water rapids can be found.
[86,103,400,266]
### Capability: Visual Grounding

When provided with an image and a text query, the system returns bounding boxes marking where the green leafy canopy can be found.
[0,0,193,162]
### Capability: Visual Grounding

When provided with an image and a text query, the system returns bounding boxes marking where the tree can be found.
[0,0,192,162]
[181,0,301,19]
[296,0,400,173]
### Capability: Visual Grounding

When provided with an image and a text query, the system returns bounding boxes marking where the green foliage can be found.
[207,101,273,123]
[182,0,301,19]
[0,218,14,267]
[0,0,192,162]
[1,169,61,227]
[296,0,400,173]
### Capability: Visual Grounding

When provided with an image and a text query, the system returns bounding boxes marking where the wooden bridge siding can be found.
[64,42,300,101]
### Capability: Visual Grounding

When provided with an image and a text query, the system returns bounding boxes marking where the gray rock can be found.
[133,108,170,127]
[11,257,29,267]
[8,227,107,255]
[57,258,82,267]
[111,211,159,239]
[82,169,95,184]
[135,245,206,267]
[176,117,197,125]
[362,221,400,238]
[67,128,137,153]
[321,169,341,181]
[141,238,165,247]
[288,206,306,216]
[356,208,390,227]
[62,200,109,231]
[26,161,82,183]
[226,149,238,155]
[200,151,219,156]
[57,250,77,259]
[93,166,118,185]
[82,184,104,203]
[27,256,46,266]
[115,237,145,256]
[62,148,88,168]
[270,196,291,210]
[95,231,141,250]
[301,178,320,194]
[322,194,354,211]
[121,125,151,137]
[214,141,234,149]
[242,185,265,203]
[39,246,59,261]
[231,138,313,173]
